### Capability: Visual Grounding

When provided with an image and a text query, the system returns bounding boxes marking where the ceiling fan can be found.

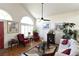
[37,3,50,21]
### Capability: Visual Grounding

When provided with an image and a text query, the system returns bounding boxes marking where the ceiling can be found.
[23,3,79,19]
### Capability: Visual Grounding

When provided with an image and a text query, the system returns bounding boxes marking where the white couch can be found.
[55,39,79,56]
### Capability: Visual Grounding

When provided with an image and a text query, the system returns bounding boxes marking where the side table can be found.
[8,39,19,49]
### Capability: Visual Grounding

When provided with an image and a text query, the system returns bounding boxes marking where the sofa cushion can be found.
[69,39,79,56]
[62,49,71,55]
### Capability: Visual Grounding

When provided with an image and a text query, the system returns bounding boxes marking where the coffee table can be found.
[21,41,57,56]
[42,46,57,56]
[37,42,57,56]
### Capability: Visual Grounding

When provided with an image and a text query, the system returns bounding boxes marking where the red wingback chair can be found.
[17,34,29,46]
[33,32,40,41]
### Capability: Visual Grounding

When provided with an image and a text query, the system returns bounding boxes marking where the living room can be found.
[0,3,79,56]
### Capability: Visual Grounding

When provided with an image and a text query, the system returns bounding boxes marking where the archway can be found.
[0,9,12,20]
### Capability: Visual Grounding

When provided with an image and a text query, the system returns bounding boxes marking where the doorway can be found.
[0,22,4,49]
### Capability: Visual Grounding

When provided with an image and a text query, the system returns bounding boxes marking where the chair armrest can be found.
[24,38,29,40]
[24,40,30,43]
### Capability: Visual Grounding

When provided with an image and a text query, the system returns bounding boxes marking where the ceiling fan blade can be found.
[42,18,50,21]
[36,18,50,21]
[36,18,43,21]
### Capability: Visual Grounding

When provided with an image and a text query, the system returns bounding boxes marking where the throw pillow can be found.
[62,39,69,45]
[62,49,71,55]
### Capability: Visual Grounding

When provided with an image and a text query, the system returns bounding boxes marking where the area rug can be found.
[21,45,57,56]
[21,47,39,56]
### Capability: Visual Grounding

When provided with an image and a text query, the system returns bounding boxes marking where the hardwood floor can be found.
[0,40,42,56]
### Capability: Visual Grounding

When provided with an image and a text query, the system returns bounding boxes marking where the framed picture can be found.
[7,21,19,33]
[43,23,49,29]
[55,23,63,30]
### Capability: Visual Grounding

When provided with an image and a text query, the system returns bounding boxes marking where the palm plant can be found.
[62,23,75,39]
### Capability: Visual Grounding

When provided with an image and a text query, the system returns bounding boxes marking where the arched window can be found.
[0,9,12,20]
[21,17,33,25]
[21,16,33,37]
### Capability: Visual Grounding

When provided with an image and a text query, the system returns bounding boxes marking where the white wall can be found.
[50,11,79,29]
[3,20,19,48]
[0,4,35,48]
[50,11,79,44]
[37,11,79,44]
[36,20,52,41]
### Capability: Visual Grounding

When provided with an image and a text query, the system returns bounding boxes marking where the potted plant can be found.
[33,29,40,41]
[33,29,38,36]
[62,23,75,39]
[33,29,38,33]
